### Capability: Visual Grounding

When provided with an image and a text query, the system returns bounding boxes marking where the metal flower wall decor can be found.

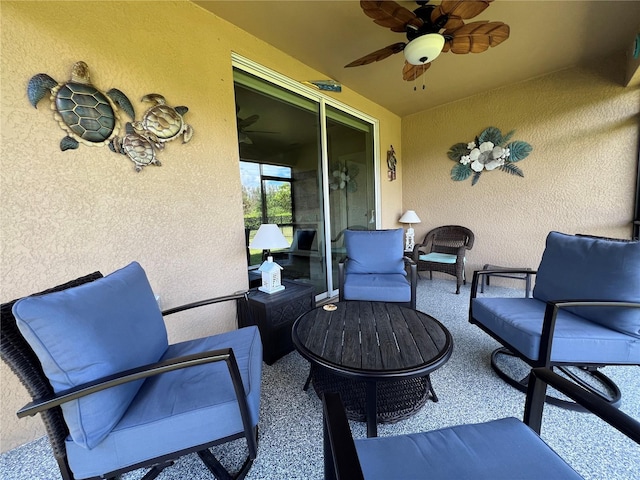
[449,127,532,186]
[329,162,358,192]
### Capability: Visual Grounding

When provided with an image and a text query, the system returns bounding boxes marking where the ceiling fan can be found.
[236,106,260,144]
[345,0,510,81]
[236,105,280,145]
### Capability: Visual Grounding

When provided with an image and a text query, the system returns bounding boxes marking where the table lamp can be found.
[398,210,421,251]
[249,224,290,294]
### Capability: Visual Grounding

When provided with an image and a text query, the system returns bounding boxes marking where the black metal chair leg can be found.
[490,347,622,411]
[140,461,173,480]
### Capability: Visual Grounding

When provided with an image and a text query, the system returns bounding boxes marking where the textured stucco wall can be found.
[402,56,639,281]
[0,1,401,451]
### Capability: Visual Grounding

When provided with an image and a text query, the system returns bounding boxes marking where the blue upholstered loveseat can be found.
[469,231,640,405]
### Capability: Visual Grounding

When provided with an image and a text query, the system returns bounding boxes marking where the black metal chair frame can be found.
[413,225,474,294]
[469,268,640,410]
[1,273,258,480]
[338,256,417,310]
[322,367,640,480]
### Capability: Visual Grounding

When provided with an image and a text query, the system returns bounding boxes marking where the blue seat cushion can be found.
[472,298,640,363]
[355,417,582,479]
[344,229,406,275]
[343,274,411,303]
[66,326,262,479]
[12,262,169,449]
[534,232,640,338]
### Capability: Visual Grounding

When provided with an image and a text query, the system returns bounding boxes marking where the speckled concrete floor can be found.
[1,277,638,480]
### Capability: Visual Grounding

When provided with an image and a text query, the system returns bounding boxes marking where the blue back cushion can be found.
[533,232,640,338]
[345,229,406,275]
[13,262,169,449]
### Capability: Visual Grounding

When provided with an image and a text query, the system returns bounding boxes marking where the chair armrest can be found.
[537,300,640,365]
[161,291,248,316]
[403,256,416,266]
[17,347,246,419]
[322,392,365,480]
[471,269,538,298]
[524,367,640,443]
[338,258,348,302]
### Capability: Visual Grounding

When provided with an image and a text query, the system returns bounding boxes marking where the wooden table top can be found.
[292,301,453,380]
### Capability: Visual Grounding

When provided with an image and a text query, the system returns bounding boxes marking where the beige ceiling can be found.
[195,1,640,117]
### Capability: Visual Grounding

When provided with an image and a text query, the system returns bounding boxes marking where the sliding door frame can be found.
[232,53,381,299]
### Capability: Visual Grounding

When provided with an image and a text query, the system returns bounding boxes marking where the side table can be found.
[239,280,315,365]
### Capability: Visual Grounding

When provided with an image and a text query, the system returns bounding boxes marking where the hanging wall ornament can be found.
[134,93,193,144]
[387,145,397,181]
[109,122,161,172]
[27,61,135,151]
[449,127,532,186]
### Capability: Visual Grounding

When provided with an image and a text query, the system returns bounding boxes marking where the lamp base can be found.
[258,284,286,294]
[405,227,415,251]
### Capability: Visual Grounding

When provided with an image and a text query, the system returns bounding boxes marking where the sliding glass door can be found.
[234,60,377,299]
[325,105,376,293]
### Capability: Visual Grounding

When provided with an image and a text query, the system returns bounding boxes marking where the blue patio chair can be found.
[322,367,640,479]
[469,231,640,408]
[339,228,417,309]
[1,262,262,480]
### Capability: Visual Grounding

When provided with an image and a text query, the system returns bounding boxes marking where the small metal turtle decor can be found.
[27,61,135,151]
[109,122,161,172]
[134,93,193,144]
[112,93,193,172]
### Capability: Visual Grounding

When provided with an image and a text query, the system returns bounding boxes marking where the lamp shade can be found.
[249,224,290,250]
[403,34,445,65]
[398,210,421,224]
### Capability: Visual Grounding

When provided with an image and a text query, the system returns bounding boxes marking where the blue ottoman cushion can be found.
[534,232,640,338]
[12,262,168,449]
[355,417,582,479]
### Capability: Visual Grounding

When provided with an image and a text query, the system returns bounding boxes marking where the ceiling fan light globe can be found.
[403,34,445,65]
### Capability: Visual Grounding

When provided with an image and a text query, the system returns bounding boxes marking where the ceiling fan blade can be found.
[431,0,494,30]
[345,42,407,67]
[402,60,432,81]
[447,21,510,54]
[360,0,423,33]
[238,114,260,129]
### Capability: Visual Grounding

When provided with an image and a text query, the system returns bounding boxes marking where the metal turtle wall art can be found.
[109,122,161,172]
[134,93,193,144]
[27,61,135,151]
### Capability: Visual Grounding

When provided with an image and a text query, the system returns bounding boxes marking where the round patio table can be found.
[292,301,453,437]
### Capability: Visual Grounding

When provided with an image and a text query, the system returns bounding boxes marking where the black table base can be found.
[308,366,435,424]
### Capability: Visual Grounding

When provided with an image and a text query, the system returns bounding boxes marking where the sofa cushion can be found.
[472,297,640,363]
[343,274,411,303]
[345,229,406,275]
[13,262,168,449]
[65,326,262,478]
[533,232,640,338]
[355,417,582,479]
